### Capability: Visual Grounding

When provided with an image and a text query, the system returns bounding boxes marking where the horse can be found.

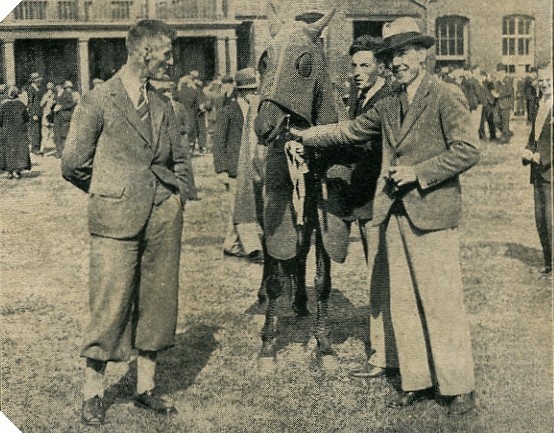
[254,6,345,363]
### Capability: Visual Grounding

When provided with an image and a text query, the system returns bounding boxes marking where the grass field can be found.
[0,117,552,432]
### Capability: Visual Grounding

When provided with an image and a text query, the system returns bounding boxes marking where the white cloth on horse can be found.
[285,140,309,226]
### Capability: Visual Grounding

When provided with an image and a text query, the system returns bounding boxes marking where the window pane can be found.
[502,18,507,34]
[525,38,530,55]
[502,38,508,55]
[449,38,455,54]
[517,17,525,35]
[508,38,515,55]
[508,18,515,35]
[518,38,524,55]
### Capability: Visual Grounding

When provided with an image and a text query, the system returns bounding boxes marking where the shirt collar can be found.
[404,71,425,104]
[119,65,148,107]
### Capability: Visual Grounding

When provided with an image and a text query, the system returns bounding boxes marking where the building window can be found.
[13,1,48,20]
[502,15,534,73]
[435,16,469,60]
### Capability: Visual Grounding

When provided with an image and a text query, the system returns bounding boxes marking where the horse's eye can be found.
[258,51,269,76]
[296,53,313,77]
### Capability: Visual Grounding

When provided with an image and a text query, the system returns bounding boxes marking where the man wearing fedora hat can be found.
[213,67,264,263]
[293,16,478,415]
[22,72,44,155]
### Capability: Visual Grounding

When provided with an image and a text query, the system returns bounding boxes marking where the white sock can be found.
[136,351,157,395]
[83,359,106,400]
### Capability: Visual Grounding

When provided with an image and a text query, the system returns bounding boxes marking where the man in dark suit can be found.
[492,63,514,143]
[522,64,552,277]
[329,35,398,380]
[293,17,479,415]
[213,68,263,262]
[524,67,540,124]
[23,72,44,155]
[478,71,497,141]
[62,20,190,425]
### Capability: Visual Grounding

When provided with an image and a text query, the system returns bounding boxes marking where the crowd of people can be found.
[0,13,551,428]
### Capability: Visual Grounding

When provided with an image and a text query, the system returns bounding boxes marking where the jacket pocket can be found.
[89,184,125,199]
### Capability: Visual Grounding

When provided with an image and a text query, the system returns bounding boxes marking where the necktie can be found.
[399,86,409,124]
[355,89,369,115]
[137,83,150,126]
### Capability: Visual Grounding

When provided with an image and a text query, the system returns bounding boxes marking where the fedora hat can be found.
[235,68,258,89]
[376,17,434,57]
[30,72,42,81]
[64,80,74,89]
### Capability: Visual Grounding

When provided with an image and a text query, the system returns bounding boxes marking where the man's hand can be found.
[387,166,417,187]
[32,115,39,121]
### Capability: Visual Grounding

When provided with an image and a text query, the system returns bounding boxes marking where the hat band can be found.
[383,32,422,47]
[236,77,257,87]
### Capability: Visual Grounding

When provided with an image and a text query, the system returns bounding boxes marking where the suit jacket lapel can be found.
[396,74,431,146]
[110,77,152,146]
[148,86,164,151]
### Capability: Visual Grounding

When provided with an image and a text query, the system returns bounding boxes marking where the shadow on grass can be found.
[246,287,363,353]
[102,324,219,408]
[503,242,543,268]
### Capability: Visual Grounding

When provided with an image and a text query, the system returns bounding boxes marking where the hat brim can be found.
[375,34,435,58]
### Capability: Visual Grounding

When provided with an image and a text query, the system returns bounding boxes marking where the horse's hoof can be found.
[257,356,278,374]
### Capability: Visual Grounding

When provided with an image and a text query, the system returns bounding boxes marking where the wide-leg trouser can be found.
[81,195,183,362]
[386,214,475,396]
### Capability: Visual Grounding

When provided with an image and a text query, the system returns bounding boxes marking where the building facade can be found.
[426,0,552,74]
[1,1,550,91]
[0,0,428,91]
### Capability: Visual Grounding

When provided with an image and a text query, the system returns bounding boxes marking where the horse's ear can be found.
[268,1,285,38]
[305,5,337,41]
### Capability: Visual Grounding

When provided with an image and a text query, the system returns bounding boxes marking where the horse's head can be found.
[255,5,338,143]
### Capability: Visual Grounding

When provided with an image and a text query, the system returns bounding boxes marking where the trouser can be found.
[223,178,263,254]
[361,221,398,369]
[478,104,496,140]
[81,195,183,362]
[29,119,42,152]
[498,108,512,142]
[41,124,54,152]
[534,179,552,269]
[386,213,475,396]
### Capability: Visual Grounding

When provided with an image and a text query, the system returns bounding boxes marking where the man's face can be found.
[144,36,174,81]
[537,68,552,97]
[387,45,426,85]
[351,50,379,90]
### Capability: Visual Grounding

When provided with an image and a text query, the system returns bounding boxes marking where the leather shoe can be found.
[349,364,390,379]
[81,395,105,425]
[135,390,177,415]
[223,249,245,258]
[446,392,476,416]
[386,388,434,408]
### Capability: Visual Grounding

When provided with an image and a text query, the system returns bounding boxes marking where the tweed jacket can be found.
[302,73,480,231]
[62,73,189,239]
[525,107,552,184]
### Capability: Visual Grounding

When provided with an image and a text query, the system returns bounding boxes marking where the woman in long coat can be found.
[0,86,31,179]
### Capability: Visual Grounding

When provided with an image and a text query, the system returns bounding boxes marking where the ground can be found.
[0,116,552,432]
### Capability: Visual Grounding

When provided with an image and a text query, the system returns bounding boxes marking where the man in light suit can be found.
[62,20,190,425]
[522,64,552,277]
[293,17,479,415]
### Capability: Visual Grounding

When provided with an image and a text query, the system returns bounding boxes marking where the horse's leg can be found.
[291,231,310,317]
[314,227,334,356]
[260,256,283,358]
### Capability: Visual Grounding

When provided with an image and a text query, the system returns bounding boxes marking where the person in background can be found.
[293,17,478,416]
[524,67,540,124]
[478,71,497,141]
[52,81,78,158]
[522,64,552,278]
[514,74,526,116]
[22,72,44,155]
[0,85,31,179]
[492,63,514,144]
[40,82,56,155]
[162,82,199,201]
[62,19,190,425]
[213,68,264,263]
[325,34,399,380]
[175,74,207,154]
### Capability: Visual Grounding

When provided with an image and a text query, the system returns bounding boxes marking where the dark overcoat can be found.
[212,98,243,178]
[0,99,31,171]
